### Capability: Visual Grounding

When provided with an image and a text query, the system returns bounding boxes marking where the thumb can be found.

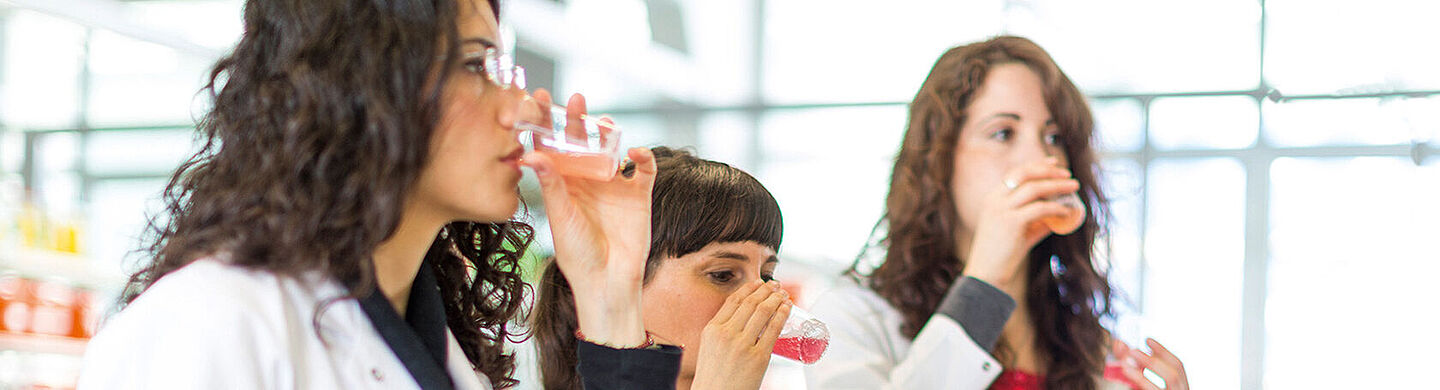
[523,151,573,217]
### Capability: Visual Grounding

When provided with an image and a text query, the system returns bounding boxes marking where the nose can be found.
[1014,132,1055,163]
[495,88,530,133]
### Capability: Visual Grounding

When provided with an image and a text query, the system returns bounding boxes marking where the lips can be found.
[500,147,524,163]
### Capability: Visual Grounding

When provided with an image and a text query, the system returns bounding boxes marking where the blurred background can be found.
[1,0,1437,389]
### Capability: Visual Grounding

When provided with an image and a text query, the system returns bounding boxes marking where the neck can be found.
[373,200,447,318]
[675,374,694,390]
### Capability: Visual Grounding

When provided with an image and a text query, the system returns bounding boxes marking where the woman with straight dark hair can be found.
[531,147,792,390]
[804,36,1190,390]
[76,0,678,389]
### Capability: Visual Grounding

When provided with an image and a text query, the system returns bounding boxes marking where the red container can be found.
[29,279,76,337]
[1,274,34,333]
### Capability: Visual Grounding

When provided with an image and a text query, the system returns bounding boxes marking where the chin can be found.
[451,196,520,224]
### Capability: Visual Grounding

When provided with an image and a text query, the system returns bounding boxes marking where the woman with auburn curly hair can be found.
[77,0,677,389]
[805,36,1190,390]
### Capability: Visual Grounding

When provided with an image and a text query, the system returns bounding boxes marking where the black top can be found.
[576,341,683,390]
[361,260,684,390]
[360,261,455,390]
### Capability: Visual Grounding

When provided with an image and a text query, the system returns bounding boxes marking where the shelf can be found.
[0,332,88,356]
[0,246,128,289]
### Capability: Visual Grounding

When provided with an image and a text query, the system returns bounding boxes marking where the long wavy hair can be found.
[848,36,1114,389]
[121,0,531,387]
[530,147,784,390]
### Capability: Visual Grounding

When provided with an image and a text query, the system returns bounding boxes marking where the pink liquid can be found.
[1042,194,1086,235]
[1041,208,1084,234]
[1103,362,1141,389]
[772,336,829,364]
[542,151,616,181]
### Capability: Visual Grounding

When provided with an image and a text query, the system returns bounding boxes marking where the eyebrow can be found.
[979,112,1057,127]
[711,250,780,264]
[460,37,498,50]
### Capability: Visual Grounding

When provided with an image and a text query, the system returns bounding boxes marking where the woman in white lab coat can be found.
[804,36,1190,390]
[77,0,678,389]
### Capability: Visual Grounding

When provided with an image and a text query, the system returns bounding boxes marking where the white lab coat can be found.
[804,280,1002,389]
[804,280,1130,390]
[76,258,491,390]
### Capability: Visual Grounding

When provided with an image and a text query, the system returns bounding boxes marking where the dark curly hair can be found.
[849,36,1115,389]
[121,0,531,387]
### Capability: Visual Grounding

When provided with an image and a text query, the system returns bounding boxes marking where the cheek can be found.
[951,148,1003,225]
[644,284,725,338]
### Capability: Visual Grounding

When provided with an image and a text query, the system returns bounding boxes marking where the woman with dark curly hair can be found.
[804,36,1190,390]
[75,0,676,389]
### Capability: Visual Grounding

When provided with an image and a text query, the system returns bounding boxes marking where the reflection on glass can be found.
[1144,157,1244,389]
[1150,96,1259,150]
[1265,157,1440,389]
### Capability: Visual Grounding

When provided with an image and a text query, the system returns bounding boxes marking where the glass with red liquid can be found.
[771,306,829,364]
[1041,192,1086,235]
[515,97,626,181]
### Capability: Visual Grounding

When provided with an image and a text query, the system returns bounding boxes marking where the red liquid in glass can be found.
[772,336,829,364]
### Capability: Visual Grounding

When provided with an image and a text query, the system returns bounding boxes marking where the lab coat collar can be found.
[359,259,456,390]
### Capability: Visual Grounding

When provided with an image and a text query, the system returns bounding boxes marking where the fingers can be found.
[521,151,571,214]
[1006,178,1081,208]
[756,300,792,351]
[1003,157,1070,188]
[626,147,658,186]
[565,93,587,141]
[1119,364,1162,390]
[712,279,765,325]
[1146,338,1185,375]
[726,281,781,332]
[1129,348,1182,389]
[1014,197,1074,225]
[741,287,789,343]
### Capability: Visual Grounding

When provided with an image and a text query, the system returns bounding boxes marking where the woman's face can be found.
[414,0,525,223]
[641,241,779,378]
[950,63,1069,235]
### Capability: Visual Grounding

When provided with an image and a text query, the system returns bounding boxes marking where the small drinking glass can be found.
[515,97,632,181]
[1042,192,1086,235]
[771,305,830,364]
